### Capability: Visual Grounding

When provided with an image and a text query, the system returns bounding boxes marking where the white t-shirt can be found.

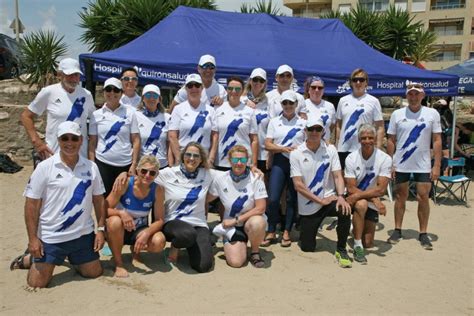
[89,104,139,166]
[305,99,336,140]
[209,171,267,226]
[23,153,105,243]
[156,166,218,228]
[214,101,257,167]
[120,93,141,109]
[266,115,306,158]
[266,88,306,119]
[336,93,383,152]
[344,148,392,211]
[28,83,95,157]
[387,106,441,173]
[290,142,341,216]
[174,79,227,106]
[168,101,216,151]
[136,111,170,168]
[241,95,270,161]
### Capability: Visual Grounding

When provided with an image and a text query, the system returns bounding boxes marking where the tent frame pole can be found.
[450,96,458,159]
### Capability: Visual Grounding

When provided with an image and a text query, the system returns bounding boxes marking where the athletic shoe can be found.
[419,234,433,250]
[353,246,368,264]
[387,230,402,244]
[335,250,352,268]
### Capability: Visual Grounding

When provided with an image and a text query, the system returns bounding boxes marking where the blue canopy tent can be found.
[439,58,474,96]
[79,6,458,96]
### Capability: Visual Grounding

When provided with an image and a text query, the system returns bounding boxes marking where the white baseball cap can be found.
[104,77,122,89]
[185,73,203,85]
[198,54,216,66]
[306,118,324,128]
[281,90,297,103]
[250,68,267,81]
[58,58,83,75]
[406,82,424,93]
[57,121,81,137]
[276,64,293,76]
[142,84,161,96]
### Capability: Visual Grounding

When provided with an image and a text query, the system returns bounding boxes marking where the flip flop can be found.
[10,250,30,270]
[261,236,277,247]
[280,238,292,248]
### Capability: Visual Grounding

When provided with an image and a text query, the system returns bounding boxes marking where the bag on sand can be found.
[0,154,23,174]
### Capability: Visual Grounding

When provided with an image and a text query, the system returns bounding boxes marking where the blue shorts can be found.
[33,232,99,266]
[395,172,431,184]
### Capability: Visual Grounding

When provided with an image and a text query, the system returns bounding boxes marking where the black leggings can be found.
[95,159,131,197]
[299,201,351,252]
[163,220,213,273]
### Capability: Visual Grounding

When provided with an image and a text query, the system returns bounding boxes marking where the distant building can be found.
[283,0,473,70]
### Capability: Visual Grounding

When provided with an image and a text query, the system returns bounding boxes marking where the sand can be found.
[0,166,473,315]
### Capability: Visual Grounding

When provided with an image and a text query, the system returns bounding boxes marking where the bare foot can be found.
[167,246,179,263]
[114,266,129,278]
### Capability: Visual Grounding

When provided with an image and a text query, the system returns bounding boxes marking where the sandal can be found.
[280,237,292,248]
[249,252,265,268]
[261,234,277,247]
[10,250,30,270]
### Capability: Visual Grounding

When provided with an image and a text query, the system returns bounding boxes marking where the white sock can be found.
[354,239,363,249]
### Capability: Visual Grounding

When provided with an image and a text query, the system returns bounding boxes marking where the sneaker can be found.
[387,230,402,244]
[419,234,433,250]
[335,250,352,268]
[353,246,368,264]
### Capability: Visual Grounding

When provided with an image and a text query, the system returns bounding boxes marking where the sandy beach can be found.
[0,165,473,315]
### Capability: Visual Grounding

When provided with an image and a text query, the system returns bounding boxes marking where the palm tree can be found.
[240,0,283,15]
[410,28,439,63]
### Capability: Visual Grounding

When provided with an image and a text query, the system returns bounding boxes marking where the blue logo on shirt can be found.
[175,186,203,218]
[343,108,364,144]
[281,128,301,146]
[229,195,249,217]
[189,111,209,138]
[66,97,86,121]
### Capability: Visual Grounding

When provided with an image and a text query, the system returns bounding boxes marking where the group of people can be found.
[10,55,442,288]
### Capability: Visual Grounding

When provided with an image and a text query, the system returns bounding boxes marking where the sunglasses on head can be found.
[282,100,295,106]
[230,157,248,164]
[184,152,201,159]
[121,76,138,82]
[306,125,324,132]
[351,77,366,83]
[59,134,80,142]
[310,85,324,91]
[144,92,159,99]
[227,86,242,93]
[104,86,122,93]
[252,77,266,84]
[186,82,202,89]
[139,168,157,177]
[200,63,215,70]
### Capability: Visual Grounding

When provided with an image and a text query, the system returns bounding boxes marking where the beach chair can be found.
[434,158,471,206]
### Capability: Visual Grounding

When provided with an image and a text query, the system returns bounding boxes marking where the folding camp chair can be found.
[434,158,471,206]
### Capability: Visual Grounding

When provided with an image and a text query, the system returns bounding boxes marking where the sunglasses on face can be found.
[230,157,248,164]
[351,77,366,83]
[121,76,138,82]
[227,86,242,93]
[252,77,266,84]
[184,152,201,159]
[139,168,157,177]
[282,100,295,106]
[279,73,292,78]
[310,85,324,91]
[59,134,80,142]
[104,86,122,93]
[306,125,324,132]
[144,92,159,99]
[200,63,215,70]
[186,83,202,89]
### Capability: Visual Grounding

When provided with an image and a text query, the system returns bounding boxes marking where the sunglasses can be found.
[121,76,138,82]
[279,73,292,78]
[139,168,157,177]
[200,63,215,70]
[186,83,202,89]
[282,100,295,106]
[230,157,248,164]
[306,125,324,132]
[252,77,266,84]
[351,77,366,83]
[184,152,201,159]
[104,86,122,93]
[144,92,159,99]
[59,135,80,142]
[227,86,242,93]
[310,86,324,91]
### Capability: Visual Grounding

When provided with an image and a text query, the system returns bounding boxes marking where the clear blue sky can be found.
[0,0,291,59]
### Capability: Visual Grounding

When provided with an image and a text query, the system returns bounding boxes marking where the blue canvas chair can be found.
[434,158,471,206]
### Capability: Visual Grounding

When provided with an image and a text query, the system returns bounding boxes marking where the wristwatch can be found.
[234,216,240,225]
[97,226,105,232]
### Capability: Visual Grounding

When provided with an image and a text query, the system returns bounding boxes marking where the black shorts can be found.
[214,165,231,172]
[257,160,269,174]
[395,172,431,184]
[351,207,379,223]
[225,226,248,243]
[338,152,351,171]
[123,226,148,245]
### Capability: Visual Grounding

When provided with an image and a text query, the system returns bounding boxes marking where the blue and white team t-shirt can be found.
[136,111,170,168]
[24,153,105,243]
[305,99,336,140]
[209,172,267,226]
[214,101,257,167]
[28,83,95,157]
[344,148,392,212]
[168,101,216,151]
[387,106,441,173]
[336,93,383,152]
[120,93,141,109]
[89,103,139,166]
[156,166,217,228]
[174,79,227,106]
[266,88,307,119]
[290,142,341,216]
[241,95,271,161]
[266,115,306,158]
[117,176,156,228]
